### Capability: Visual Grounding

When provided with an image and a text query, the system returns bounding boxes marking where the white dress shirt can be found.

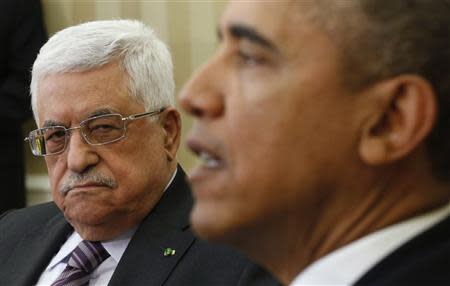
[36,227,136,286]
[36,169,177,286]
[290,201,450,286]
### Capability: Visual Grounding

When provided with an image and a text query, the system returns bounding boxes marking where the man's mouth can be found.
[61,182,107,196]
[59,174,117,196]
[198,151,221,168]
[188,139,224,170]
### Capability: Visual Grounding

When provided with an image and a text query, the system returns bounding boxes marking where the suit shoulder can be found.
[168,237,280,286]
[355,214,450,286]
[0,202,61,234]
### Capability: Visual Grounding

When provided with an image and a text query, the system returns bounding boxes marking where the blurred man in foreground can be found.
[0,19,278,286]
[180,1,450,285]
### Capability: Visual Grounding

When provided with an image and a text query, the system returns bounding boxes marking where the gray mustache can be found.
[60,171,117,195]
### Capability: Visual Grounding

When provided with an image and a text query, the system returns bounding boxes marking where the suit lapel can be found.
[109,167,196,286]
[3,204,73,286]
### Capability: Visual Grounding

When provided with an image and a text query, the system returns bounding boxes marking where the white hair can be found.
[31,19,174,123]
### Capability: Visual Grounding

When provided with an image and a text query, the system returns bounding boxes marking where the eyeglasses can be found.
[25,108,166,156]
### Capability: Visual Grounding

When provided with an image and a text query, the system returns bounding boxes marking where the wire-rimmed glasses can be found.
[25,107,166,156]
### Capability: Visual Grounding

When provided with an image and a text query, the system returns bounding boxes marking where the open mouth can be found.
[198,151,221,168]
[187,138,224,170]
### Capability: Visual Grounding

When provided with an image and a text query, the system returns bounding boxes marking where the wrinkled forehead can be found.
[36,66,141,127]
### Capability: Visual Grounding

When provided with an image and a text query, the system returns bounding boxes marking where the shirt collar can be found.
[291,200,450,286]
[47,227,137,272]
[164,168,177,192]
[46,231,82,270]
[101,226,137,263]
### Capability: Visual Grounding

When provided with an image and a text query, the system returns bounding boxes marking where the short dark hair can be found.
[313,0,450,180]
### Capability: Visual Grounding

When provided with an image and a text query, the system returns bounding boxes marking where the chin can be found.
[67,211,123,241]
[63,202,114,231]
[190,203,224,240]
[189,202,246,246]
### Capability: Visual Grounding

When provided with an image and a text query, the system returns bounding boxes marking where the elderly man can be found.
[0,20,279,286]
[179,1,450,285]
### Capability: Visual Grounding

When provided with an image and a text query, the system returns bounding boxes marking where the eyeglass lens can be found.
[29,114,125,156]
[83,114,124,144]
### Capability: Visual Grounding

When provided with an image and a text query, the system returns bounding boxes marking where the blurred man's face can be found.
[37,63,173,240]
[180,1,365,243]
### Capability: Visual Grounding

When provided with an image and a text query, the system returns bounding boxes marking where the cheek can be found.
[45,159,65,199]
[106,140,167,193]
[224,106,313,206]
[228,107,294,171]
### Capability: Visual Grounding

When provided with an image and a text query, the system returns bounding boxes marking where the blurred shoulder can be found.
[168,236,281,286]
[0,202,61,230]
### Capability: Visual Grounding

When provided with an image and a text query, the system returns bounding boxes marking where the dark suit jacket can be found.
[354,214,450,286]
[0,168,280,286]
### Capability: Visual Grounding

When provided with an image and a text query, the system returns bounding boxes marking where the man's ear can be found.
[159,107,181,161]
[359,75,437,165]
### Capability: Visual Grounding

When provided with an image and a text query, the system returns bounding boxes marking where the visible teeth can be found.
[199,152,220,168]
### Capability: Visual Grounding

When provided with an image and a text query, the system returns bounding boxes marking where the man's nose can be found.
[66,130,100,173]
[178,59,225,119]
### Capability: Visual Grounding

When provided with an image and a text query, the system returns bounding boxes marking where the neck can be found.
[324,156,449,250]
[228,156,450,285]
[222,207,322,285]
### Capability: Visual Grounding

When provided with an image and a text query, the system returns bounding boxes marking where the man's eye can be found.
[45,130,66,142]
[90,124,117,132]
[238,50,266,66]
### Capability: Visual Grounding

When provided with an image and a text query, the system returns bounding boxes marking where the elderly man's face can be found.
[38,63,174,240]
[180,1,366,243]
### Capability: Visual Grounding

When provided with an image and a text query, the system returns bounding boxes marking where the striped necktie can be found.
[51,240,110,286]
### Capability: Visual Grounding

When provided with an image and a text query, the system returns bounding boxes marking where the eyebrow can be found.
[42,120,65,128]
[41,109,115,128]
[87,108,115,118]
[219,23,278,52]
